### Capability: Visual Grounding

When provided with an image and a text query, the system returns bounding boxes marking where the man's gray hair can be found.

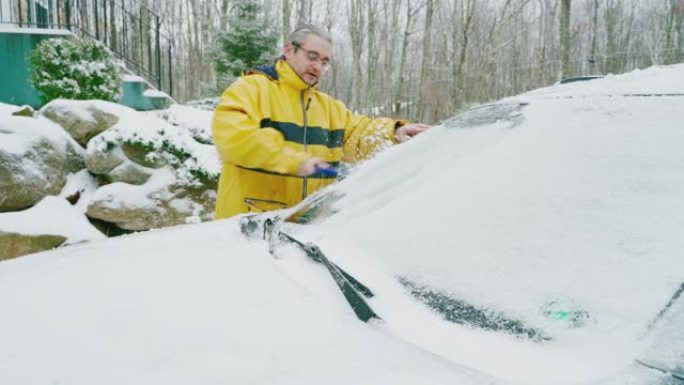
[288,24,333,46]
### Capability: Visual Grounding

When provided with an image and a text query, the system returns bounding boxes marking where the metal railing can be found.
[0,0,173,98]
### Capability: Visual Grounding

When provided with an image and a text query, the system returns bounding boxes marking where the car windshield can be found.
[283,85,684,383]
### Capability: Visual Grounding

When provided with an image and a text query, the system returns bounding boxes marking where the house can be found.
[0,0,173,110]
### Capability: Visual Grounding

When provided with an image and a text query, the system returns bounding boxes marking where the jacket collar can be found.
[276,59,316,91]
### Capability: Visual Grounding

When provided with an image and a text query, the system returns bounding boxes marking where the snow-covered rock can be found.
[0,115,84,212]
[1,98,221,253]
[11,105,35,117]
[86,167,215,230]
[41,99,122,146]
[85,144,155,185]
[83,104,220,229]
[0,187,105,260]
[0,232,66,261]
[148,104,214,145]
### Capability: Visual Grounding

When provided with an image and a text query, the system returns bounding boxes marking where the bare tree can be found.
[394,2,421,117]
[221,0,230,31]
[416,0,434,121]
[560,0,572,79]
[381,0,403,116]
[677,0,684,62]
[453,0,476,109]
[589,0,599,73]
[282,0,291,40]
[365,0,379,110]
[296,0,311,25]
[347,0,365,110]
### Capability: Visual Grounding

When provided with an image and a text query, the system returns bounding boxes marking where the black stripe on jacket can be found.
[237,162,341,179]
[260,118,345,149]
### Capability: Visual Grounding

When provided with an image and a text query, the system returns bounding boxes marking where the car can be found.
[1,64,683,384]
[251,63,684,384]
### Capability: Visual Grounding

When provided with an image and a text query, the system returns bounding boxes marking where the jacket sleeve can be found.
[212,77,309,175]
[340,105,407,163]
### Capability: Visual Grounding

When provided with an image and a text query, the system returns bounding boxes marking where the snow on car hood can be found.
[0,219,493,385]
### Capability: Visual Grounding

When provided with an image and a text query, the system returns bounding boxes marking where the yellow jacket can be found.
[213,59,404,219]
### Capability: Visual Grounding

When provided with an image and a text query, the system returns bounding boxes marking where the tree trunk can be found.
[417,0,434,122]
[296,0,310,25]
[322,0,337,95]
[282,0,291,40]
[394,2,419,117]
[109,0,117,52]
[383,0,402,116]
[365,0,378,112]
[604,0,620,73]
[348,0,365,111]
[560,0,571,79]
[454,0,475,109]
[676,0,684,62]
[589,0,598,73]
[221,0,230,31]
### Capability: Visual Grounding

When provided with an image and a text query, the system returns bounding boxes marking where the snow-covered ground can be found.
[1,64,684,384]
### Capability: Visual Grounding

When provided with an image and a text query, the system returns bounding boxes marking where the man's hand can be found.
[297,157,330,177]
[395,123,429,143]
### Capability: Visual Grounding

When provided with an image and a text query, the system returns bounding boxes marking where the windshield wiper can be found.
[636,359,684,382]
[648,281,684,330]
[399,277,550,342]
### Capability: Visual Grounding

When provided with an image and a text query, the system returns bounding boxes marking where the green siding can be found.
[0,30,72,108]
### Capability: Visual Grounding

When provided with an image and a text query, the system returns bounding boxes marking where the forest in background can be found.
[142,0,683,123]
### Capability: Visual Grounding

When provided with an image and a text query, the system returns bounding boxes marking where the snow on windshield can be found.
[289,64,684,384]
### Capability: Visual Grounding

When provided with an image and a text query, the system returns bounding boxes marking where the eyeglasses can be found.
[292,42,332,70]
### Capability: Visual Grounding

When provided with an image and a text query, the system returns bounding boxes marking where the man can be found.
[212,25,428,219]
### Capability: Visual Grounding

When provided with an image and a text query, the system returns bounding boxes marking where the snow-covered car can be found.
[1,64,683,385]
[251,64,684,385]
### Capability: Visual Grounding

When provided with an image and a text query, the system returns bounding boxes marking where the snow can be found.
[0,220,489,385]
[517,64,684,99]
[1,64,684,384]
[273,64,684,383]
[0,195,104,245]
[0,114,83,156]
[0,26,73,35]
[0,102,21,115]
[82,100,221,185]
[91,166,177,210]
[147,103,214,144]
[143,89,169,98]
[121,74,146,82]
[0,170,102,244]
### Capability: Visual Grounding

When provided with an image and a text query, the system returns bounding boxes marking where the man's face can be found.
[284,34,332,86]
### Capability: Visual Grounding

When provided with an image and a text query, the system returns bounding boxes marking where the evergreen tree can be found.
[211,0,278,90]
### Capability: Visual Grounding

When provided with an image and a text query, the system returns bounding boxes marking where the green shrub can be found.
[27,37,121,104]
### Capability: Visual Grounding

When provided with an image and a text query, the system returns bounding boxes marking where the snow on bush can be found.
[27,37,121,104]
[148,104,214,145]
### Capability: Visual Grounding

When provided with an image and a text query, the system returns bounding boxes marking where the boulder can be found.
[0,232,66,261]
[84,111,220,229]
[41,99,121,147]
[85,144,154,185]
[0,194,106,258]
[86,167,215,231]
[121,141,168,168]
[0,116,84,212]
[12,105,35,117]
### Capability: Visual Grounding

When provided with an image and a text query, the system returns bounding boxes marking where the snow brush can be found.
[314,166,339,177]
